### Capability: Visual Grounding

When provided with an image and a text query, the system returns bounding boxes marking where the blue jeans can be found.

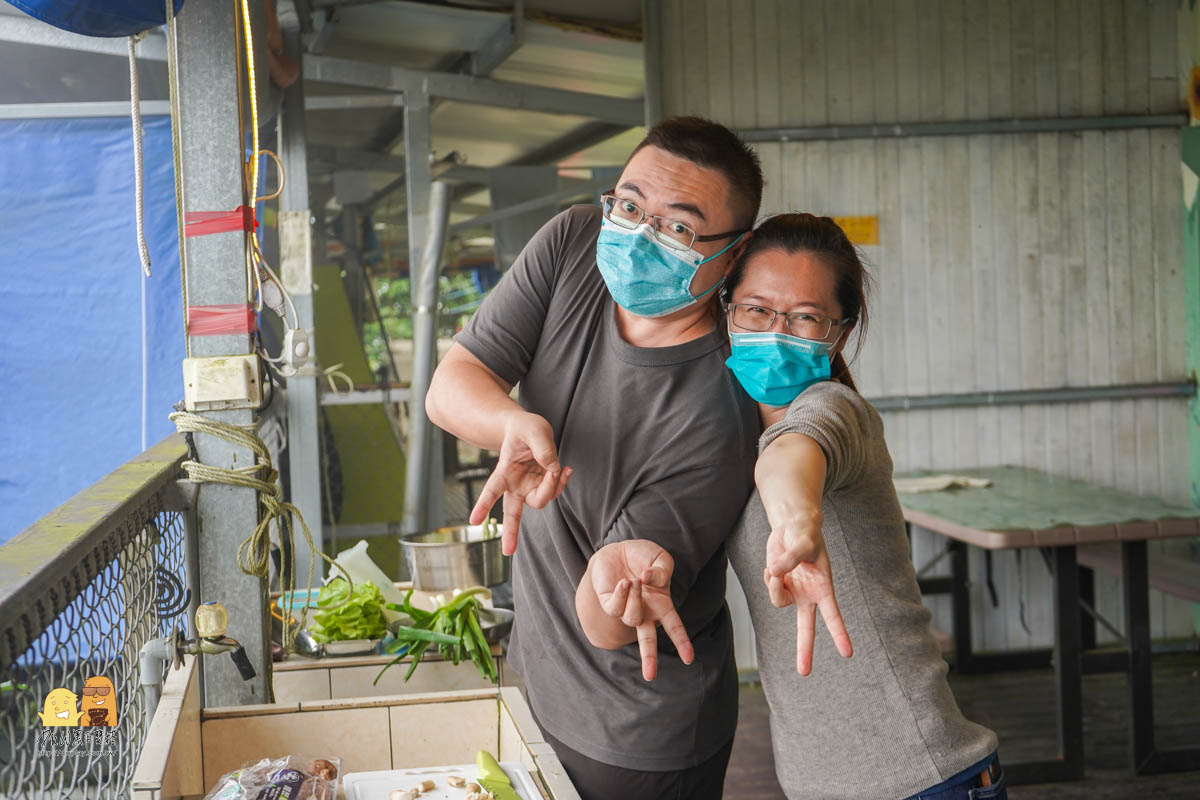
[903,753,1007,800]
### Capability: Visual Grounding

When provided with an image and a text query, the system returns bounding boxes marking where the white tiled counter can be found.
[131,655,578,800]
[273,646,504,703]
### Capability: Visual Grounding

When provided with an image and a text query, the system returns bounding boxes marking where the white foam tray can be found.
[343,762,541,800]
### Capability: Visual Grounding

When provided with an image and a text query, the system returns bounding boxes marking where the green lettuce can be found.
[307,578,388,643]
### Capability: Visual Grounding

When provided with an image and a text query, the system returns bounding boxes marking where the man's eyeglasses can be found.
[727,303,853,341]
[81,686,111,696]
[601,194,746,252]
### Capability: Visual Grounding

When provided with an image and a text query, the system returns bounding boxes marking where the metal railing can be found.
[0,436,193,800]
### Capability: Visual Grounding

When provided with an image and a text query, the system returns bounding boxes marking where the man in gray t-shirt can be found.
[427,118,763,799]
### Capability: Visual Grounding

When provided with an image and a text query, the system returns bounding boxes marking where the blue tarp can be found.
[0,116,183,540]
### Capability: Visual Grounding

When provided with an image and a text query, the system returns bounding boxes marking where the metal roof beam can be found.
[303,54,644,126]
[309,143,485,178]
[448,177,610,234]
[642,0,664,126]
[310,0,391,7]
[506,120,636,166]
[308,144,406,173]
[0,100,170,119]
[363,173,408,213]
[471,0,524,77]
[355,171,592,236]
[0,14,167,60]
[309,7,337,54]
[305,92,402,111]
[737,114,1188,142]
[442,164,489,183]
[292,0,315,35]
[448,120,634,206]
[0,94,402,118]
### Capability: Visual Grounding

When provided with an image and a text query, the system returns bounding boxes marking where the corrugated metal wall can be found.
[657,0,1196,664]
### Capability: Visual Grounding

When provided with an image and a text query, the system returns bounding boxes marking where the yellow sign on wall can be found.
[831,216,880,246]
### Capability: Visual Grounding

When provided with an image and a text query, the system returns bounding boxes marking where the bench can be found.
[1077,541,1200,604]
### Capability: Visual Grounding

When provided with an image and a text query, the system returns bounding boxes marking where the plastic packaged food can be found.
[204,755,341,800]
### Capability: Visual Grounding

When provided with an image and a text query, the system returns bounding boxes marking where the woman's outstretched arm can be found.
[756,432,827,575]
[755,432,853,674]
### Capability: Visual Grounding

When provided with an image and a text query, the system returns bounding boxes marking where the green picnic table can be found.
[895,466,1200,784]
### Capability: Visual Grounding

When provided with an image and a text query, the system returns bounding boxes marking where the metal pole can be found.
[403,89,432,309]
[449,177,612,235]
[168,0,272,705]
[868,380,1196,412]
[183,506,201,642]
[403,181,452,535]
[340,205,366,334]
[278,25,325,588]
[401,87,441,535]
[738,113,1187,143]
[642,0,664,126]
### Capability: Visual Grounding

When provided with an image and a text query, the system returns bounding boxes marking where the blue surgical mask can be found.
[726,330,832,406]
[596,218,744,318]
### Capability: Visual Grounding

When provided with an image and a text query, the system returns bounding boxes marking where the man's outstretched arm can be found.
[427,344,571,554]
[427,343,522,452]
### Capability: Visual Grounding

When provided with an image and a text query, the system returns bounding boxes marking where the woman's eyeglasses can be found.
[727,303,853,340]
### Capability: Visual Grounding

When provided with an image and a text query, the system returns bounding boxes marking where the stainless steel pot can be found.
[400,524,509,591]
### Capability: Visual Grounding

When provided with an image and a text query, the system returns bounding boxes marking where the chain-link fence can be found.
[0,442,191,800]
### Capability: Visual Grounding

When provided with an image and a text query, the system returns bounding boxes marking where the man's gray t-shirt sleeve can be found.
[602,460,745,606]
[455,208,565,387]
[759,380,871,492]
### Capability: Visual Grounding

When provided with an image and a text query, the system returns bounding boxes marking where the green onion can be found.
[375,587,498,686]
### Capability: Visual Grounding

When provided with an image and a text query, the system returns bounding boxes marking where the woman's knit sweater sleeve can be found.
[758,380,874,492]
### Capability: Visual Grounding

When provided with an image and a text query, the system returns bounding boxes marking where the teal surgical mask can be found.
[596,218,744,318]
[726,330,832,406]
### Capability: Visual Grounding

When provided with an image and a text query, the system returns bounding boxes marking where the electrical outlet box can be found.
[182,355,263,411]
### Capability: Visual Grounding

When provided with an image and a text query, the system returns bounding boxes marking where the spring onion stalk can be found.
[374,587,496,685]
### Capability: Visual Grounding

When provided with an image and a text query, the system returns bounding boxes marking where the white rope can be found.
[128,34,152,278]
[130,33,152,452]
[276,362,354,394]
[141,262,148,451]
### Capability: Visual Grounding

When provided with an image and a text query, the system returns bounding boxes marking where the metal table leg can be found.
[1079,564,1097,651]
[1053,545,1085,780]
[1006,545,1085,784]
[1122,540,1200,774]
[950,540,974,673]
[1123,539,1154,772]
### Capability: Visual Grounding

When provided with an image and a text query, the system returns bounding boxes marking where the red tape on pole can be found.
[187,304,257,335]
[183,206,257,237]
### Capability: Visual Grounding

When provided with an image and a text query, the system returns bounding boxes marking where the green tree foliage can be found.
[363,272,486,375]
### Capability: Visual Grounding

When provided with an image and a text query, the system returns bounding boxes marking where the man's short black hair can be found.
[629,116,764,229]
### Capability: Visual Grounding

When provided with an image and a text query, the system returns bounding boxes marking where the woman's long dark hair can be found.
[723,213,871,392]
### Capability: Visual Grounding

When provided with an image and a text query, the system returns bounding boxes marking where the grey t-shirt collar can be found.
[603,301,730,367]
